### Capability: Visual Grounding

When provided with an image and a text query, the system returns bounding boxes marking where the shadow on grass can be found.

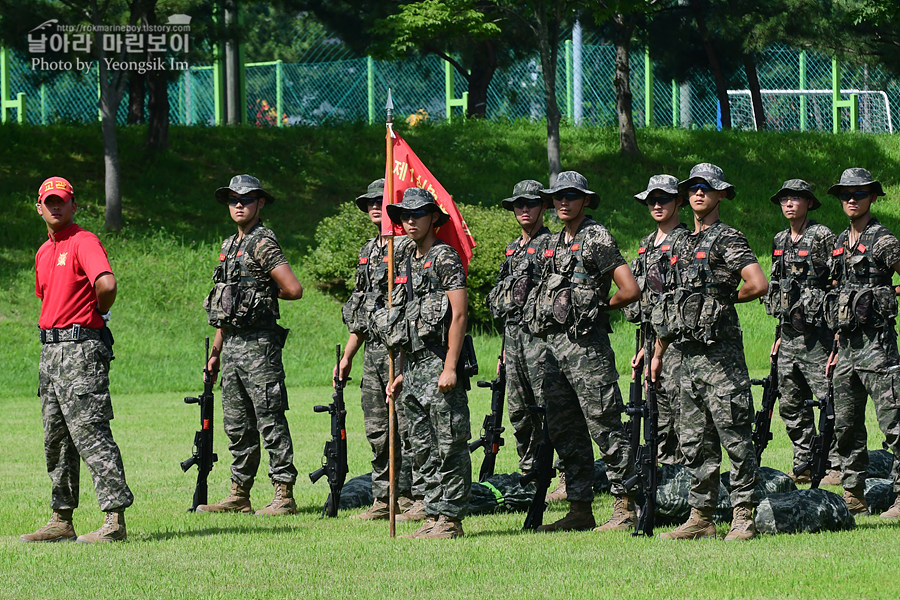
[136,522,303,542]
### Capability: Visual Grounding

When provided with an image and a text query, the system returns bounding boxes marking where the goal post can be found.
[727,89,893,133]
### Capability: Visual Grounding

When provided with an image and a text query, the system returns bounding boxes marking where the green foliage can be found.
[305,202,376,297]
[373,0,502,56]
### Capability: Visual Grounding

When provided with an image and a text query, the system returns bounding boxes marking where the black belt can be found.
[39,325,102,344]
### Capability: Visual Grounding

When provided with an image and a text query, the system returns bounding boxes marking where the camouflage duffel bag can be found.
[864,478,896,514]
[755,488,856,534]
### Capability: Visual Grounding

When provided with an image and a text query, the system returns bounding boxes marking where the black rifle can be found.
[181,338,219,512]
[469,352,506,482]
[623,327,659,537]
[751,352,780,464]
[796,339,838,488]
[309,344,349,517]
[522,403,555,530]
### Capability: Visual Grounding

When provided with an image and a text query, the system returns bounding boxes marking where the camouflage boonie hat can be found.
[385,187,450,226]
[677,163,735,199]
[215,174,276,204]
[770,179,821,210]
[539,170,599,209]
[501,179,545,211]
[827,168,885,198]
[635,174,679,204]
[355,178,385,212]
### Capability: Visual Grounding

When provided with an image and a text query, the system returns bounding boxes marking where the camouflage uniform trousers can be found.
[360,339,423,500]
[38,339,133,512]
[398,348,471,519]
[504,321,547,473]
[833,326,900,494]
[541,329,633,501]
[777,325,838,472]
[221,327,297,488]
[657,341,683,465]
[677,339,759,510]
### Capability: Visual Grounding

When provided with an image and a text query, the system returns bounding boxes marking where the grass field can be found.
[1,386,898,600]
[3,121,900,598]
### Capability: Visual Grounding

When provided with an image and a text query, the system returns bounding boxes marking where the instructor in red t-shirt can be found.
[21,176,133,544]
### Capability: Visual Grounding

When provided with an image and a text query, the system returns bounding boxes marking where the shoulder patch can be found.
[773,249,784,256]
[833,247,844,257]
[359,257,369,265]
[506,248,515,256]
[218,253,226,261]
[638,246,647,254]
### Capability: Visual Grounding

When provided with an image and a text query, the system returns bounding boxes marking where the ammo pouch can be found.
[651,289,684,342]
[413,291,450,348]
[524,273,570,337]
[836,286,898,331]
[371,284,410,351]
[570,284,609,337]
[205,281,267,329]
[795,286,827,329]
[341,290,369,336]
[676,290,726,345]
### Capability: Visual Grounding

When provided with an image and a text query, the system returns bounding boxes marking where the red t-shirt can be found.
[35,223,113,330]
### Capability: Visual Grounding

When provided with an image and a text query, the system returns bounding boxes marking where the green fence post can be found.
[671,80,678,127]
[444,61,468,122]
[644,47,653,128]
[367,56,374,125]
[565,40,573,121]
[96,62,102,122]
[41,82,47,125]
[276,59,283,127]
[0,46,8,124]
[832,57,858,133]
[799,50,807,132]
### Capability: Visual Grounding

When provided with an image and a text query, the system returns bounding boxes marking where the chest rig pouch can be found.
[764,229,829,331]
[665,223,734,345]
[370,258,412,351]
[627,240,677,324]
[487,243,540,322]
[205,229,280,330]
[830,227,897,332]
[342,242,391,337]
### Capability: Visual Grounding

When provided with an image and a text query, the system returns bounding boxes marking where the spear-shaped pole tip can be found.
[385,88,394,112]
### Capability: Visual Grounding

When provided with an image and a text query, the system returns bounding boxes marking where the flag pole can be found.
[385,89,397,539]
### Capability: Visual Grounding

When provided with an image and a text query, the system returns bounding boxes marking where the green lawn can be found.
[1,386,897,600]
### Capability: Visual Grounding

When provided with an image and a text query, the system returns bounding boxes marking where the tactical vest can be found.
[487,231,547,324]
[524,222,610,339]
[625,227,686,324]
[341,238,392,338]
[655,222,737,345]
[830,222,898,332]
[204,225,281,330]
[764,224,831,330]
[370,245,452,353]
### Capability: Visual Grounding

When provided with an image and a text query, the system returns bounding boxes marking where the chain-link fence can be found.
[3,41,899,133]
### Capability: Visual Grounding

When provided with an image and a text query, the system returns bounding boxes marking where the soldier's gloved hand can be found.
[99,310,111,323]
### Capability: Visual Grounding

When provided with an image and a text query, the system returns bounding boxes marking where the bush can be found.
[305,201,525,329]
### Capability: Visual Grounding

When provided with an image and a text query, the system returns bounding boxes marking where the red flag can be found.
[381,130,476,272]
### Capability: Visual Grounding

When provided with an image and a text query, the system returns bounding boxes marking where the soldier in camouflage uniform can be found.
[825,168,900,519]
[625,174,689,465]
[199,174,304,517]
[385,188,472,539]
[651,164,768,541]
[523,171,641,533]
[337,179,421,520]
[763,180,837,484]
[486,179,552,474]
[23,176,133,544]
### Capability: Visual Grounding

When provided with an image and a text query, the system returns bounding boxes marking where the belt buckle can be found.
[72,324,81,341]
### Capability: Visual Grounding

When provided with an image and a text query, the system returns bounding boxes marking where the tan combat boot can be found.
[659,507,717,540]
[399,516,439,538]
[821,470,842,486]
[789,469,811,485]
[76,511,126,543]
[351,499,396,521]
[255,482,298,516]
[843,487,869,515]
[419,515,464,539]
[594,495,637,532]
[397,495,415,513]
[396,498,426,522]
[20,509,76,543]
[724,505,756,541]
[537,500,595,532]
[546,473,567,502]
[880,497,900,519]
[196,480,253,514]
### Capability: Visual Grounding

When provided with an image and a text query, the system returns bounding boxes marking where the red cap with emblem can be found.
[38,176,75,204]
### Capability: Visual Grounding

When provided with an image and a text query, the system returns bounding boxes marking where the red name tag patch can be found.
[833,247,844,256]
[395,276,408,284]
[773,249,784,256]
[857,243,867,253]
[218,253,226,261]
[544,249,554,257]
[571,243,580,251]
[661,244,671,251]
[236,250,243,257]
[527,247,535,254]
[638,246,647,254]
[424,261,432,268]
[359,257,368,265]
[798,250,808,257]
[696,251,707,259]
[506,249,515,256]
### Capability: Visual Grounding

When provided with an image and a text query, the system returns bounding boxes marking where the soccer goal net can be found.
[728,89,893,133]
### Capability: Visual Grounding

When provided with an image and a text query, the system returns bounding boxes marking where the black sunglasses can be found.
[837,190,873,202]
[366,198,382,208]
[556,191,585,201]
[512,198,544,210]
[401,208,432,220]
[687,183,712,194]
[228,194,260,206]
[647,195,677,206]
